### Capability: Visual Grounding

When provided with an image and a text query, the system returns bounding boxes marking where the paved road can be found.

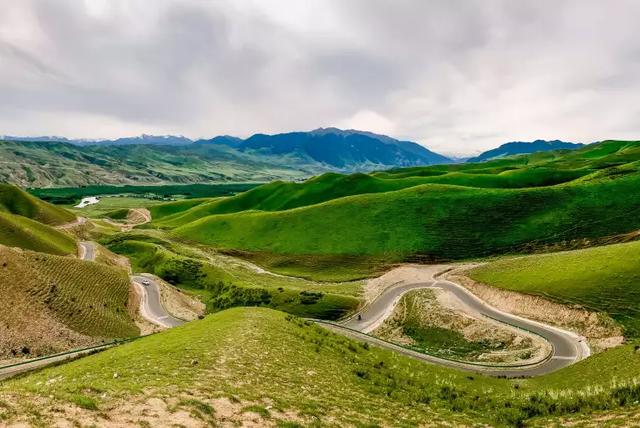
[79,241,96,261]
[0,243,185,382]
[335,273,590,377]
[131,275,184,328]
[79,241,182,328]
[0,343,114,381]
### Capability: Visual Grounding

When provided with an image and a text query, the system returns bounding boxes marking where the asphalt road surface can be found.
[335,276,589,377]
[79,241,96,261]
[131,275,184,328]
[0,343,114,381]
[79,241,183,328]
[0,243,185,381]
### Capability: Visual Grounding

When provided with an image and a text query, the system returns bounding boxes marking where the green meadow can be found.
[4,308,640,427]
[469,240,640,337]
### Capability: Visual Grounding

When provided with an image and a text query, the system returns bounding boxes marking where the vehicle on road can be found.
[142,280,151,286]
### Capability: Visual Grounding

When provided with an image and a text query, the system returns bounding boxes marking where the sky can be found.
[0,1,639,155]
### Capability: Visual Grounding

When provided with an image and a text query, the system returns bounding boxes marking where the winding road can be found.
[1,238,589,381]
[321,267,590,377]
[0,242,185,381]
[131,275,184,328]
[78,242,184,328]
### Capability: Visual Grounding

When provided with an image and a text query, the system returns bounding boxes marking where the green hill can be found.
[468,240,640,337]
[0,212,76,255]
[0,245,138,360]
[4,307,640,427]
[154,139,640,230]
[174,173,640,257]
[0,184,75,225]
[151,140,639,278]
[0,184,77,255]
[102,232,359,319]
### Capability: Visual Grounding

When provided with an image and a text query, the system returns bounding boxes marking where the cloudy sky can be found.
[1,0,639,155]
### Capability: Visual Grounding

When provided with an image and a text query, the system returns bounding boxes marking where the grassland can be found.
[101,231,361,320]
[0,185,77,254]
[69,196,164,218]
[3,308,640,427]
[468,240,640,337]
[30,183,261,205]
[0,212,76,255]
[0,139,309,188]
[0,184,75,225]
[0,245,138,361]
[124,140,639,279]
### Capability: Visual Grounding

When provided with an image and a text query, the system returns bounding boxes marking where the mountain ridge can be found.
[0,129,452,187]
[467,140,585,163]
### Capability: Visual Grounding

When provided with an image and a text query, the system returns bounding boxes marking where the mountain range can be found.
[466,140,585,163]
[0,129,586,187]
[0,128,451,187]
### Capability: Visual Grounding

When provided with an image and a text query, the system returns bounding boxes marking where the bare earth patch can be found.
[373,288,550,364]
[0,392,303,427]
[363,264,451,304]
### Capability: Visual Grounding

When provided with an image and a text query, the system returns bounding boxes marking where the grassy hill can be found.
[153,140,640,278]
[0,184,75,225]
[102,232,360,320]
[3,307,640,426]
[0,212,76,255]
[0,245,138,361]
[468,240,640,337]
[0,185,77,255]
[0,140,309,187]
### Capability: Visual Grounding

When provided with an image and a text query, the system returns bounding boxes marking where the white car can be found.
[142,280,151,286]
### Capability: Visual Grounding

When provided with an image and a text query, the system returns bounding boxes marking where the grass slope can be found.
[174,173,640,260]
[0,245,138,360]
[0,185,77,254]
[4,308,640,426]
[0,184,75,225]
[102,232,360,320]
[0,140,309,187]
[468,240,640,337]
[0,212,76,255]
[155,140,640,229]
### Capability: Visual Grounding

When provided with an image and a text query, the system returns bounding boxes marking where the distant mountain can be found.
[467,140,584,163]
[213,128,451,168]
[0,128,451,187]
[81,135,193,146]
[1,134,192,146]
[196,135,244,148]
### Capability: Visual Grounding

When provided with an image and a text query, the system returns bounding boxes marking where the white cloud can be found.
[338,110,396,136]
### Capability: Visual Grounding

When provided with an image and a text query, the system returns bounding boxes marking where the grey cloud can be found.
[0,0,638,153]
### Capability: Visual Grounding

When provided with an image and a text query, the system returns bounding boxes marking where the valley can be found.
[0,139,639,426]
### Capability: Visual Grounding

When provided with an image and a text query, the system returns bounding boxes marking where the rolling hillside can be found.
[156,139,639,228]
[0,184,75,225]
[102,231,360,319]
[468,240,640,337]
[4,308,640,426]
[0,245,138,361]
[0,212,76,255]
[0,185,77,255]
[166,141,640,270]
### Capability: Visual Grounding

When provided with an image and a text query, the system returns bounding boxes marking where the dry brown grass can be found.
[0,245,138,363]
